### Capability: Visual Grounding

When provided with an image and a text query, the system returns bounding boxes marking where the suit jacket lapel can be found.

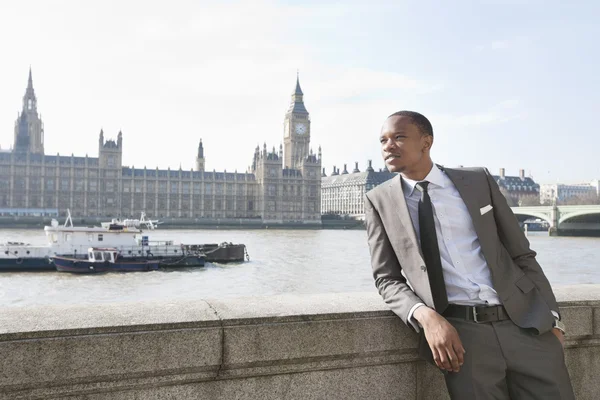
[387,175,422,255]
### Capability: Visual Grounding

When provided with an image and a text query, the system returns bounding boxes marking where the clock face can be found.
[295,123,308,135]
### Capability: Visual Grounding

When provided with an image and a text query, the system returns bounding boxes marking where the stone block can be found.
[207,292,390,322]
[55,364,417,400]
[553,285,600,304]
[560,306,593,337]
[564,346,600,400]
[0,299,220,338]
[593,307,600,335]
[416,360,450,400]
[0,327,221,390]
[222,315,416,367]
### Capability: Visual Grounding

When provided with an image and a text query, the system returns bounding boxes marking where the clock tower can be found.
[283,73,310,170]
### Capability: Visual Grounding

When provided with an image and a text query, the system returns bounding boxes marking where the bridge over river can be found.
[511,205,600,236]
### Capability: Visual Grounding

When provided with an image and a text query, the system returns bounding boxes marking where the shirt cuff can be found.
[408,302,427,332]
[551,310,560,321]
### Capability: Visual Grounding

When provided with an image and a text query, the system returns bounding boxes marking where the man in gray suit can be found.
[365,111,574,399]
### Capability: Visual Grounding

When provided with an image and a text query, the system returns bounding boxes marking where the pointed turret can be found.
[14,67,43,153]
[22,67,37,112]
[287,72,308,114]
[294,71,303,95]
[27,67,33,89]
[196,139,205,172]
[198,139,204,158]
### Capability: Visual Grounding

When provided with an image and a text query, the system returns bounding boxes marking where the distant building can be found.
[321,161,395,219]
[0,70,322,224]
[492,168,540,206]
[320,165,542,218]
[540,181,600,205]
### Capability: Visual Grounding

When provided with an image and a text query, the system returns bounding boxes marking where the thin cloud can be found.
[435,99,523,128]
[313,67,443,99]
[475,36,534,52]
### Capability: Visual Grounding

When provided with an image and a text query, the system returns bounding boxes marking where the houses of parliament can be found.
[0,69,322,225]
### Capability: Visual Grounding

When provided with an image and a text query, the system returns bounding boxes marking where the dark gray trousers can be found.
[444,318,575,400]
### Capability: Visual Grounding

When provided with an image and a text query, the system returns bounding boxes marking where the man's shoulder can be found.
[441,165,489,178]
[442,165,487,173]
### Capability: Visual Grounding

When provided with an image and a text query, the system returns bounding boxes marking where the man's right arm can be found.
[365,193,465,372]
[364,194,423,330]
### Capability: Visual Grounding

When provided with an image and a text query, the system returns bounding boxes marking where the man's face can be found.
[379,115,431,173]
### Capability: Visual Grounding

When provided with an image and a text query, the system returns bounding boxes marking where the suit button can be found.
[421,265,426,271]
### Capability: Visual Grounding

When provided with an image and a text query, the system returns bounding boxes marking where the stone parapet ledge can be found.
[1,285,599,399]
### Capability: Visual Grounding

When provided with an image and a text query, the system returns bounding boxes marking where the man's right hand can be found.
[413,306,466,372]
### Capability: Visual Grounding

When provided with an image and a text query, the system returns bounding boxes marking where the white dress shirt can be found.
[405,164,557,330]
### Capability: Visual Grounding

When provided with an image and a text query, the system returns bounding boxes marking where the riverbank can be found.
[0,216,364,230]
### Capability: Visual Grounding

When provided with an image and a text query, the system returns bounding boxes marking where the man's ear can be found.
[422,135,433,152]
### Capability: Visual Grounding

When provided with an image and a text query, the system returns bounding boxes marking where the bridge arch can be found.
[559,211,600,225]
[511,210,553,225]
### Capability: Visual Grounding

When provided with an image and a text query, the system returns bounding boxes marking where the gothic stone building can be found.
[0,70,321,225]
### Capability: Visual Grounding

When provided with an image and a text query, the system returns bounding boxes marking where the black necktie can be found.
[416,181,448,313]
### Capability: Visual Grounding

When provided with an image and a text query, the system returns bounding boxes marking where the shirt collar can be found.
[401,163,448,197]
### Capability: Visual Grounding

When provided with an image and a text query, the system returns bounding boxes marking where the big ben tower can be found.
[283,73,310,170]
[14,68,44,154]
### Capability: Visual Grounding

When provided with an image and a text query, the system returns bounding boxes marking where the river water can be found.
[1,229,599,308]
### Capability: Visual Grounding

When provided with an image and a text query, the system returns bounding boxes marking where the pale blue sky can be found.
[0,0,598,183]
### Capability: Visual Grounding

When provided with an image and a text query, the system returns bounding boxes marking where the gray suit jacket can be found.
[365,166,559,358]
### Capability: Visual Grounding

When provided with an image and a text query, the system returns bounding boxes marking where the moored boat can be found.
[1,210,247,271]
[183,243,248,263]
[0,211,158,271]
[53,248,160,273]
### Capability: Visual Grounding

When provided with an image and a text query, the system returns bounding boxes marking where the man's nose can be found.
[382,139,396,151]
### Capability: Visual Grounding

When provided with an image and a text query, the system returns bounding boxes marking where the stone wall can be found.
[1,285,599,399]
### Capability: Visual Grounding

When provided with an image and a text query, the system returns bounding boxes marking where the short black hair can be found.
[387,110,433,137]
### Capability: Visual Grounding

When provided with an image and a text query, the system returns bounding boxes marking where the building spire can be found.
[198,139,204,158]
[294,70,303,95]
[288,72,308,114]
[15,66,43,153]
[28,66,33,89]
[22,66,37,112]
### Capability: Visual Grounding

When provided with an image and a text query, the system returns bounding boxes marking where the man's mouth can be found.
[385,154,400,161]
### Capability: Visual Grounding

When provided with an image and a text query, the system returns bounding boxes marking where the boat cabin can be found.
[87,248,118,263]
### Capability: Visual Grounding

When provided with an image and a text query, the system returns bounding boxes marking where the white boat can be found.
[0,210,195,271]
